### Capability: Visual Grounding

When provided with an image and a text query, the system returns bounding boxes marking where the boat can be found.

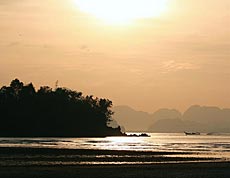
[184,131,200,136]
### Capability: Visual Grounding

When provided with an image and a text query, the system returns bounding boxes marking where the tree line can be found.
[0,79,125,137]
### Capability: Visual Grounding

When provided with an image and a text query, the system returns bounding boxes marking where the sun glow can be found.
[74,0,169,25]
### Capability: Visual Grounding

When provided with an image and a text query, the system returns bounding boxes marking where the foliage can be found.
[0,79,124,137]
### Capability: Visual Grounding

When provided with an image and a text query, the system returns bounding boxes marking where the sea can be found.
[0,133,230,165]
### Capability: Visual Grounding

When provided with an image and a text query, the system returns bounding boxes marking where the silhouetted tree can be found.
[0,79,125,137]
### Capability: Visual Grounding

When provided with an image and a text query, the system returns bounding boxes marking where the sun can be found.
[73,0,169,25]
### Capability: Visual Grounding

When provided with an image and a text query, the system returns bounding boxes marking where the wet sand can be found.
[0,147,217,166]
[0,147,229,178]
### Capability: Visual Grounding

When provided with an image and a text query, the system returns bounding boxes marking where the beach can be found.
[0,134,230,177]
[0,147,230,178]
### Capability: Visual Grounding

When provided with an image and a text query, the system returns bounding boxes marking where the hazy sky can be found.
[0,0,229,112]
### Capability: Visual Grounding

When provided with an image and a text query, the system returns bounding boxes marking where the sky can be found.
[0,0,229,112]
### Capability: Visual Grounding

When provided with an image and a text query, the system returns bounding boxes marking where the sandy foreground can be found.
[0,163,230,178]
[0,147,229,178]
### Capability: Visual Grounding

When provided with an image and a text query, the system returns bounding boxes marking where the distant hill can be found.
[114,105,230,133]
[113,105,152,131]
[182,105,230,133]
[151,108,182,122]
[113,106,181,131]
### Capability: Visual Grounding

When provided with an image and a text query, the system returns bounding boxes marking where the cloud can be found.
[162,60,200,73]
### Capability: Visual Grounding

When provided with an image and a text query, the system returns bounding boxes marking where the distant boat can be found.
[184,131,200,136]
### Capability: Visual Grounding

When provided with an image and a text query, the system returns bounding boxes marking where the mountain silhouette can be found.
[114,105,230,133]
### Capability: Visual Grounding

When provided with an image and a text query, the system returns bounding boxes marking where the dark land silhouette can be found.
[0,79,125,137]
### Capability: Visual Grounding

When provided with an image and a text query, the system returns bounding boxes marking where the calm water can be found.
[0,133,230,165]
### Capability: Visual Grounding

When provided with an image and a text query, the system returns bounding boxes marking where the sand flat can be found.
[0,147,229,177]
